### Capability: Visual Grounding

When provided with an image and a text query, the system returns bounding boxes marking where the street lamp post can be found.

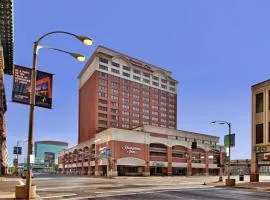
[25,31,93,199]
[15,140,27,175]
[210,120,232,181]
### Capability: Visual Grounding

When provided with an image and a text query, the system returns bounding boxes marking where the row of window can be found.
[99,72,176,95]
[98,61,176,91]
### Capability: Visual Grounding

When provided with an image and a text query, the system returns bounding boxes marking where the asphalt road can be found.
[12,175,270,199]
[87,188,270,200]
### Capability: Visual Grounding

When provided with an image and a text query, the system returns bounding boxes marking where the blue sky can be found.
[5,0,269,164]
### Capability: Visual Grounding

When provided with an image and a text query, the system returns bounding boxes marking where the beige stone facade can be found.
[251,80,270,179]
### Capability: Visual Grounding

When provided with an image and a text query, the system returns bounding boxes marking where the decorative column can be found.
[187,149,192,176]
[167,147,172,176]
[144,144,150,176]
[205,151,209,176]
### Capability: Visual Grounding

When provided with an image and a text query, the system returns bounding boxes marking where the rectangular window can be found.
[161,84,167,89]
[133,113,139,118]
[98,113,107,118]
[143,79,150,84]
[111,115,118,120]
[122,104,129,109]
[99,64,108,71]
[99,85,107,91]
[153,76,159,81]
[161,79,167,84]
[122,98,129,103]
[122,85,129,90]
[123,72,130,77]
[111,102,118,107]
[111,68,120,74]
[99,57,108,64]
[133,75,141,81]
[98,106,107,111]
[133,94,139,99]
[98,120,107,125]
[170,81,176,86]
[111,82,118,86]
[122,92,129,97]
[123,66,131,71]
[111,89,118,94]
[256,124,264,144]
[111,122,118,126]
[152,81,159,86]
[143,72,150,77]
[170,87,175,92]
[133,69,141,74]
[122,111,129,115]
[98,99,107,104]
[99,79,107,84]
[111,95,118,100]
[256,93,264,113]
[99,92,107,97]
[99,72,107,77]
[111,108,118,113]
[112,62,120,68]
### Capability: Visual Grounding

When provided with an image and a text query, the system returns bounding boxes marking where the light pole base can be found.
[225,178,235,186]
[15,184,37,199]
[250,173,259,182]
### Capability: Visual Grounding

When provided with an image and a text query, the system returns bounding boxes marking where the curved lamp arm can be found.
[36,31,93,46]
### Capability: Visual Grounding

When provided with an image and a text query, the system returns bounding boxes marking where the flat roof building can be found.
[78,46,178,143]
[251,79,270,181]
[59,125,226,177]
[35,141,68,167]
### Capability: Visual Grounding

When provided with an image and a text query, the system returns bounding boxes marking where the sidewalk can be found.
[208,180,270,192]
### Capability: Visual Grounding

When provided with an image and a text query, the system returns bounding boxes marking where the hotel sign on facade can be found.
[122,145,141,154]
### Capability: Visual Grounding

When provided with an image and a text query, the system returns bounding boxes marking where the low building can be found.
[59,125,226,176]
[35,141,68,167]
[229,159,251,175]
[251,80,270,181]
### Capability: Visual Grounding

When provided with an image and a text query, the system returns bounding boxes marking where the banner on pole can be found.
[35,70,53,109]
[12,65,32,105]
[224,133,235,148]
[12,65,53,109]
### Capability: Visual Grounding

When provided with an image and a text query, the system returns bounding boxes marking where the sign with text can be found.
[35,70,53,109]
[13,146,22,155]
[12,65,53,109]
[12,65,32,105]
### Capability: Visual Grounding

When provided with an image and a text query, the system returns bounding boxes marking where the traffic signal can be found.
[191,141,197,149]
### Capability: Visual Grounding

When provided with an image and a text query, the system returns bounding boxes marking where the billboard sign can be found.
[12,65,32,105]
[44,152,55,166]
[35,70,53,109]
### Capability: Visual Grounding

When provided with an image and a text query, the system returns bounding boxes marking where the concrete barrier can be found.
[15,184,36,199]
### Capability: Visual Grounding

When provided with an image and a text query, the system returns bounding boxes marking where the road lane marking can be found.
[19,180,24,185]
[69,186,218,199]
[41,193,77,199]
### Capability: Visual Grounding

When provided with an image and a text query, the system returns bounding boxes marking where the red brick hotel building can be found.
[58,46,226,176]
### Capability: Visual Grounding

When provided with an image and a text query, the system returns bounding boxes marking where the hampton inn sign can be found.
[122,145,141,154]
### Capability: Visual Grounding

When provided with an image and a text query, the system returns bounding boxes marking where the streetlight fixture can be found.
[210,120,232,182]
[37,45,86,62]
[25,31,93,200]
